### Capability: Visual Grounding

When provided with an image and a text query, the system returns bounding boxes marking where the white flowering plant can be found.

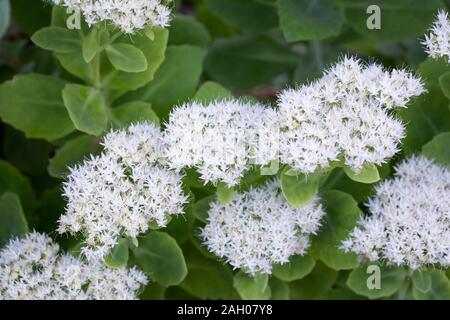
[1,0,450,301]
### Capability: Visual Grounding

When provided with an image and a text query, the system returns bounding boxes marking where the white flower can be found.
[164,99,279,187]
[0,232,148,300]
[342,156,450,270]
[200,180,325,275]
[58,123,187,261]
[48,0,172,33]
[278,56,425,174]
[423,10,450,63]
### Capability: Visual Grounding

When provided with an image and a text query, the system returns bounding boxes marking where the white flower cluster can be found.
[423,10,450,63]
[200,180,325,275]
[164,99,279,187]
[49,0,171,33]
[58,123,188,261]
[342,156,450,270]
[0,232,148,300]
[279,57,425,174]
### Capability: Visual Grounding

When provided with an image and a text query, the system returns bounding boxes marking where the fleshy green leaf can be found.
[422,132,450,165]
[62,84,109,136]
[412,271,450,300]
[112,101,160,127]
[347,265,407,299]
[277,0,344,42]
[105,238,129,269]
[343,164,380,184]
[31,26,80,53]
[311,190,361,270]
[194,81,232,104]
[280,168,321,206]
[0,74,75,141]
[0,193,28,247]
[216,182,234,204]
[412,270,432,294]
[169,15,211,48]
[133,231,187,286]
[82,28,101,63]
[106,43,148,73]
[289,262,338,299]
[270,278,290,300]
[233,271,271,300]
[439,71,450,99]
[273,254,316,282]
[191,195,215,223]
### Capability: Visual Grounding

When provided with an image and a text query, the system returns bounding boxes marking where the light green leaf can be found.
[412,270,450,300]
[48,135,101,178]
[280,168,321,206]
[133,231,187,286]
[422,132,450,165]
[82,28,100,63]
[62,84,109,136]
[216,182,234,204]
[194,81,232,104]
[105,238,129,269]
[169,15,211,48]
[191,195,215,223]
[270,278,290,300]
[273,254,316,282]
[112,101,160,127]
[343,164,380,184]
[439,71,450,99]
[311,190,361,270]
[31,26,80,53]
[0,74,75,141]
[106,43,148,73]
[412,270,432,294]
[347,265,407,299]
[0,193,28,247]
[277,0,344,42]
[233,271,271,300]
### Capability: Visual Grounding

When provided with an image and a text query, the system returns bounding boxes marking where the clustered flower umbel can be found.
[201,180,325,275]
[58,123,188,261]
[49,0,171,33]
[0,232,148,300]
[278,57,425,174]
[423,10,450,63]
[342,156,450,270]
[164,99,279,187]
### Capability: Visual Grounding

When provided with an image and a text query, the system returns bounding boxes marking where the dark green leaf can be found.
[0,0,10,38]
[0,193,28,247]
[273,254,316,282]
[169,15,211,48]
[289,262,338,299]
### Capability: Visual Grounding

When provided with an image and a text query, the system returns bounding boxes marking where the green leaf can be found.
[112,101,160,127]
[62,84,109,136]
[0,160,36,213]
[422,132,450,165]
[0,0,10,38]
[180,243,237,299]
[347,265,407,299]
[31,26,80,53]
[120,45,204,120]
[0,193,28,247]
[273,254,316,282]
[277,0,344,42]
[289,262,338,299]
[216,182,234,204]
[191,195,215,223]
[194,81,232,104]
[233,271,271,300]
[48,135,101,178]
[269,278,290,300]
[338,0,444,42]
[11,0,51,35]
[343,164,380,184]
[412,271,450,300]
[204,0,278,31]
[105,238,129,268]
[106,43,148,73]
[311,190,361,270]
[169,15,211,48]
[82,28,100,63]
[439,71,450,99]
[412,270,432,294]
[205,35,298,90]
[280,168,321,206]
[0,74,75,141]
[133,231,187,286]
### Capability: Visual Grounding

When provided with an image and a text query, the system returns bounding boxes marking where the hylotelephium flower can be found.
[342,156,450,270]
[278,56,425,174]
[423,10,450,63]
[200,180,325,275]
[164,99,279,187]
[58,123,188,262]
[48,0,172,33]
[0,232,148,300]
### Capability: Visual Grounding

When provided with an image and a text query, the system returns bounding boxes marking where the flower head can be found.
[164,99,279,187]
[49,0,172,33]
[0,232,148,300]
[423,10,450,63]
[58,123,187,261]
[200,180,325,275]
[278,57,425,173]
[342,156,450,269]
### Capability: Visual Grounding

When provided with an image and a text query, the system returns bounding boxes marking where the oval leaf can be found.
[31,26,80,53]
[106,43,148,73]
[105,238,129,269]
[233,271,271,300]
[280,168,321,206]
[273,254,316,282]
[343,164,380,184]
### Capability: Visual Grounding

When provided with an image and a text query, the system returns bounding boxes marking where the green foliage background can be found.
[1,0,450,300]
